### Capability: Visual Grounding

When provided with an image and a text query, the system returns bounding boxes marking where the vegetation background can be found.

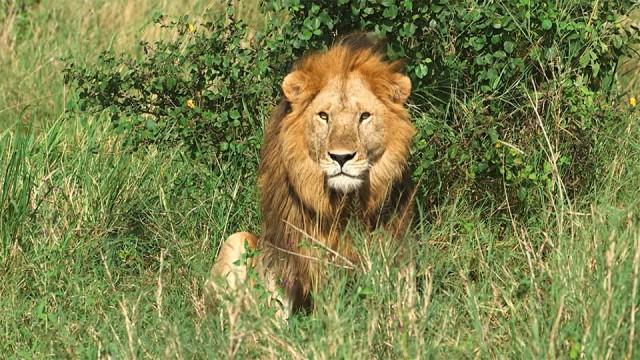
[1,0,639,358]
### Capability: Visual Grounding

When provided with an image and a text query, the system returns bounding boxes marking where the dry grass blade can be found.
[282,219,356,269]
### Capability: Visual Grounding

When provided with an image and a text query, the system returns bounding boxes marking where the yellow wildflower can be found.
[495,141,502,149]
[186,99,196,109]
[188,23,195,33]
[629,97,636,108]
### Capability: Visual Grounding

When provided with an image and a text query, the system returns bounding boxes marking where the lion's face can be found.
[304,74,386,192]
[283,70,412,193]
[278,41,413,199]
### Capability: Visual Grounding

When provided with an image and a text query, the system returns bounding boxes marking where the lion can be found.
[206,33,415,316]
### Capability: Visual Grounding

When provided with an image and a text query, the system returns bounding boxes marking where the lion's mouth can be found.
[334,171,359,178]
[327,173,364,192]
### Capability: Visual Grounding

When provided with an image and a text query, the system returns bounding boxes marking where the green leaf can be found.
[503,41,515,54]
[383,5,399,19]
[299,30,312,40]
[415,63,428,79]
[579,51,590,68]
[166,77,177,90]
[591,62,600,77]
[145,120,157,130]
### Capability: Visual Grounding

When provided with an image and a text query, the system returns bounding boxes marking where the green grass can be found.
[1,1,639,358]
[0,0,214,130]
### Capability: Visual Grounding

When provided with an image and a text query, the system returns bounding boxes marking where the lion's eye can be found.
[359,112,371,122]
[318,112,329,121]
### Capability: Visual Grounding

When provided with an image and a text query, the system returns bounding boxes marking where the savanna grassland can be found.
[1,1,639,358]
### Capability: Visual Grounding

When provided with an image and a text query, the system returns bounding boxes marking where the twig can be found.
[265,242,355,270]
[218,178,241,256]
[156,248,166,319]
[282,219,356,269]
[526,79,570,234]
[548,295,565,358]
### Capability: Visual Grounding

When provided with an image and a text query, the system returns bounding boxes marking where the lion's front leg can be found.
[205,232,292,320]
[207,231,258,290]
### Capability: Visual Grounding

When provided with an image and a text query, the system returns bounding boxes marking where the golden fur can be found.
[255,33,416,311]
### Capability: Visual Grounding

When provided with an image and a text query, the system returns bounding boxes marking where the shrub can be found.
[64,0,639,215]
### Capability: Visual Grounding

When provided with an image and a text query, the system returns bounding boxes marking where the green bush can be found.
[64,0,639,215]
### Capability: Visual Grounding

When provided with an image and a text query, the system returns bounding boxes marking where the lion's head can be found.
[277,34,415,197]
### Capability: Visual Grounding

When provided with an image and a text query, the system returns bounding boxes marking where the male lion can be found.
[207,33,415,316]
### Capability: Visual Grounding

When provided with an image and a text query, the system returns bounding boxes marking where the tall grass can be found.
[1,113,637,357]
[0,1,638,358]
[0,0,215,130]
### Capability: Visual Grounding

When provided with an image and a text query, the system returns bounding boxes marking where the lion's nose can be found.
[328,151,356,167]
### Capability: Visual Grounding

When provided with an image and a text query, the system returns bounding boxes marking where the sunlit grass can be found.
[0,0,215,130]
[0,1,638,358]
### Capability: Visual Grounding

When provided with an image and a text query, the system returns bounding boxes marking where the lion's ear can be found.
[282,71,308,103]
[391,73,411,104]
